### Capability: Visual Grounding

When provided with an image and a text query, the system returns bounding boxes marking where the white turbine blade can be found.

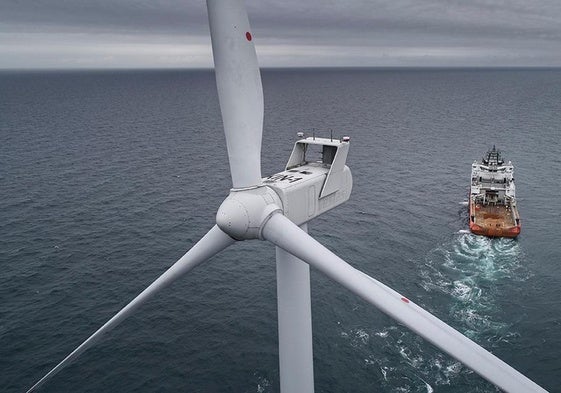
[262,214,547,393]
[207,0,263,189]
[27,226,235,393]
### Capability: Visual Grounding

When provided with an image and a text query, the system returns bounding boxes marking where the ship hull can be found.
[469,199,521,238]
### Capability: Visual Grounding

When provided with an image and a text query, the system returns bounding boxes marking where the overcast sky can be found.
[1,0,560,69]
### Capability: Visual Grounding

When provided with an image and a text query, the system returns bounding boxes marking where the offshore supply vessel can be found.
[469,146,521,238]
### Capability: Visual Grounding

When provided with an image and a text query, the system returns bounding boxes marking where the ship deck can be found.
[469,202,520,238]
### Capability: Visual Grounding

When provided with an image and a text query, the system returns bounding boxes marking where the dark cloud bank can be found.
[1,0,560,69]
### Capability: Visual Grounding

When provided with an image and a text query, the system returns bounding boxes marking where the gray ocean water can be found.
[1,68,560,392]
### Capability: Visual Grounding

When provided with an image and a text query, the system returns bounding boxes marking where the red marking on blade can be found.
[246,32,252,41]
[401,297,410,303]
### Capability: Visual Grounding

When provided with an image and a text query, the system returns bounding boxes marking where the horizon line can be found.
[1,65,561,73]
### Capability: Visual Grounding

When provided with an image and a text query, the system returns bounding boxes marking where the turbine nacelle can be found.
[216,135,353,240]
[264,135,353,226]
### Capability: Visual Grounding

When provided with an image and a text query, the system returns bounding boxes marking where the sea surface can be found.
[1,68,560,392]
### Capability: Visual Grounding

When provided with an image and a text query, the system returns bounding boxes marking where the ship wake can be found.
[420,234,529,340]
[336,233,530,392]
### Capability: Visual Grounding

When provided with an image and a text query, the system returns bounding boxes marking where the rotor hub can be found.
[216,186,282,240]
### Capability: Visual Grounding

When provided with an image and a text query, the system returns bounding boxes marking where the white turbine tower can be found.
[27,1,547,392]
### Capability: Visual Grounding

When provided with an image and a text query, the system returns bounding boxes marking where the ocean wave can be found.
[339,323,469,392]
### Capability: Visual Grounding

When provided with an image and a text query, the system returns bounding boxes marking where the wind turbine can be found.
[27,1,547,392]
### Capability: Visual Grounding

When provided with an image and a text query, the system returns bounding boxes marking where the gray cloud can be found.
[1,0,560,69]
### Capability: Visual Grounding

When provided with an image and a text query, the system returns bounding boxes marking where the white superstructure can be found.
[470,145,516,207]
